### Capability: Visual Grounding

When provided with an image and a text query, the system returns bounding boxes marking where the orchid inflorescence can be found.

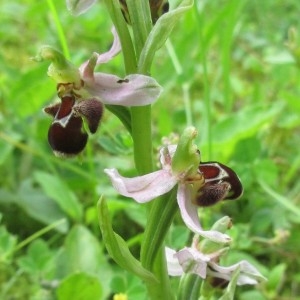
[35,0,266,298]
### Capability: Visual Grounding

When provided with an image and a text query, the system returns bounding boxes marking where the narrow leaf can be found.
[97,197,157,284]
[219,266,240,300]
[138,0,194,73]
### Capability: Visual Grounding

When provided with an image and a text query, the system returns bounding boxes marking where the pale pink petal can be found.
[83,73,162,106]
[78,28,162,107]
[96,27,121,65]
[104,168,177,203]
[159,145,177,170]
[66,0,96,16]
[177,184,232,243]
[165,247,183,276]
[175,247,209,278]
[79,27,121,73]
[209,260,266,285]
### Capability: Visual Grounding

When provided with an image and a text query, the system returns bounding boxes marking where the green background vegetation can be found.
[1,0,300,299]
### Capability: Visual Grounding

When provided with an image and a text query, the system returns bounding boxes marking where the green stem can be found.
[103,0,137,74]
[130,105,153,174]
[104,2,174,299]
[178,274,202,300]
[140,190,178,300]
[13,219,67,253]
[46,0,70,59]
[141,189,178,269]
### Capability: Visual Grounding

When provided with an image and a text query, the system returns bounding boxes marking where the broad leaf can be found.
[34,171,83,222]
[56,272,102,300]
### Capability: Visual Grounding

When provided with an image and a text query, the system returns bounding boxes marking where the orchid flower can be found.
[34,28,161,156]
[105,128,243,243]
[36,27,162,107]
[165,244,266,286]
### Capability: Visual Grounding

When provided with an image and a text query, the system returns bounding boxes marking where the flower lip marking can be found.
[196,162,243,206]
[44,89,103,157]
[45,93,88,157]
[116,78,129,84]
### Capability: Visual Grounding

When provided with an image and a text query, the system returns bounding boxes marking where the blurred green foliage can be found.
[1,0,300,299]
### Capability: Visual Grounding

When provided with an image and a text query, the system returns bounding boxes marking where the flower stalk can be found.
[103,1,174,298]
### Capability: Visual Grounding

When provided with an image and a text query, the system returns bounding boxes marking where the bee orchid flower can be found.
[105,128,243,243]
[35,28,161,156]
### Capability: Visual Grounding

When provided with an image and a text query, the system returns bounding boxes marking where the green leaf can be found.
[56,272,102,300]
[0,226,17,262]
[16,179,68,233]
[266,263,286,291]
[105,105,132,134]
[59,225,108,275]
[56,224,111,298]
[97,197,156,284]
[34,171,83,222]
[239,290,266,300]
[203,103,283,159]
[126,0,152,56]
[138,0,194,73]
[212,104,283,144]
[17,239,53,276]
[259,180,300,218]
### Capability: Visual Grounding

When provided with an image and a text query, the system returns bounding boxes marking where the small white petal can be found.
[176,247,209,278]
[165,247,183,276]
[209,260,266,285]
[66,0,96,16]
[177,184,232,243]
[104,168,177,203]
[84,73,162,106]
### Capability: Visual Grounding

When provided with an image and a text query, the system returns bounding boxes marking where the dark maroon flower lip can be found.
[48,116,88,157]
[44,92,103,157]
[195,161,243,207]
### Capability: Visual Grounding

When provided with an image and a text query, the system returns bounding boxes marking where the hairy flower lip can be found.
[198,161,244,204]
[48,115,88,157]
[44,91,103,156]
